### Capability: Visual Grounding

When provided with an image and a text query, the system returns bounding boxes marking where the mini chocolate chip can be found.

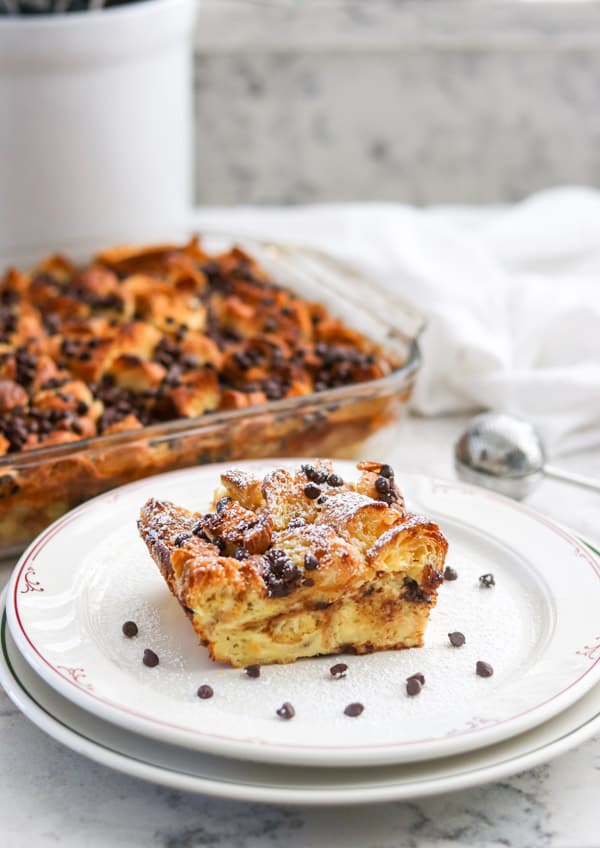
[234,548,249,560]
[330,663,348,678]
[76,400,89,416]
[245,665,261,678]
[301,464,328,484]
[479,573,495,588]
[448,631,466,647]
[379,464,394,478]
[444,566,458,581]
[317,494,328,505]
[327,473,343,487]
[174,532,191,547]
[216,496,231,513]
[406,678,422,696]
[122,621,138,638]
[304,553,319,571]
[288,517,306,528]
[143,649,159,667]
[302,577,315,587]
[197,684,214,699]
[191,521,210,541]
[476,661,494,678]
[344,702,364,717]
[303,483,321,500]
[406,672,425,686]
[375,476,390,494]
[276,702,295,720]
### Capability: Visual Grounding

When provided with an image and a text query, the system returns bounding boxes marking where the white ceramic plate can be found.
[1,594,599,806]
[6,462,600,767]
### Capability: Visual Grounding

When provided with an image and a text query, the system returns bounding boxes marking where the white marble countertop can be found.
[0,413,598,847]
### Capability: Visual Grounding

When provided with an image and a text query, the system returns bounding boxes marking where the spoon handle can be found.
[544,465,600,494]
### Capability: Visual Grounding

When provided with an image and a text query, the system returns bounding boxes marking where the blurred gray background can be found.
[193,0,600,205]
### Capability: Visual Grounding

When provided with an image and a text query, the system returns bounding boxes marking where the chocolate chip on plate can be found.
[303,483,321,500]
[245,664,261,678]
[142,649,159,667]
[479,573,495,588]
[330,663,348,679]
[197,684,214,699]
[122,620,138,638]
[406,678,423,696]
[476,661,494,678]
[448,631,466,647]
[406,672,425,686]
[444,566,458,581]
[276,702,295,720]
[344,702,364,717]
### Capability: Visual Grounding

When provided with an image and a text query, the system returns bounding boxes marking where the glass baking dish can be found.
[0,235,422,559]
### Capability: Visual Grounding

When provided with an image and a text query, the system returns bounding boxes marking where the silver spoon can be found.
[454,412,600,500]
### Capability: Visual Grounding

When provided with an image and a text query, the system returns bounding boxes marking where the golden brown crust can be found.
[138,462,447,667]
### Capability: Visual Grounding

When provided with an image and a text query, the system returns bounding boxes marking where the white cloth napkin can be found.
[192,187,600,458]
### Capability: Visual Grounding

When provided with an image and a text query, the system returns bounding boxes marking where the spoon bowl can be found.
[454,413,547,500]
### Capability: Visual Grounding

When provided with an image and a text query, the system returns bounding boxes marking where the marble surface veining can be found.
[192,0,600,205]
[0,414,598,848]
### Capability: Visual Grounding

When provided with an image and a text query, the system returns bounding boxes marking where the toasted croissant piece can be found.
[138,462,448,667]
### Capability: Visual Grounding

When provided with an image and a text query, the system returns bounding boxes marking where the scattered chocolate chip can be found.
[476,661,494,678]
[234,547,249,560]
[327,473,343,487]
[406,678,422,696]
[448,631,466,647]
[406,672,425,686]
[122,621,138,638]
[245,665,261,678]
[444,566,458,581]
[344,702,364,717]
[143,649,159,667]
[276,702,295,720]
[379,464,394,478]
[316,494,328,505]
[197,684,214,699]
[375,476,390,495]
[479,573,496,588]
[330,663,348,678]
[303,483,321,500]
[304,553,319,571]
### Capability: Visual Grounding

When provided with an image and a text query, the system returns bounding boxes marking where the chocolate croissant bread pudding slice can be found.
[138,462,448,667]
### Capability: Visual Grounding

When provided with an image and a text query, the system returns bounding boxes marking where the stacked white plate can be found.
[1,460,599,805]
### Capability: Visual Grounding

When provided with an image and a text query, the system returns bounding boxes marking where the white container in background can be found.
[0,0,196,265]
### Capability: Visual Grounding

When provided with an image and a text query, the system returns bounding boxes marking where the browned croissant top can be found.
[0,239,397,458]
